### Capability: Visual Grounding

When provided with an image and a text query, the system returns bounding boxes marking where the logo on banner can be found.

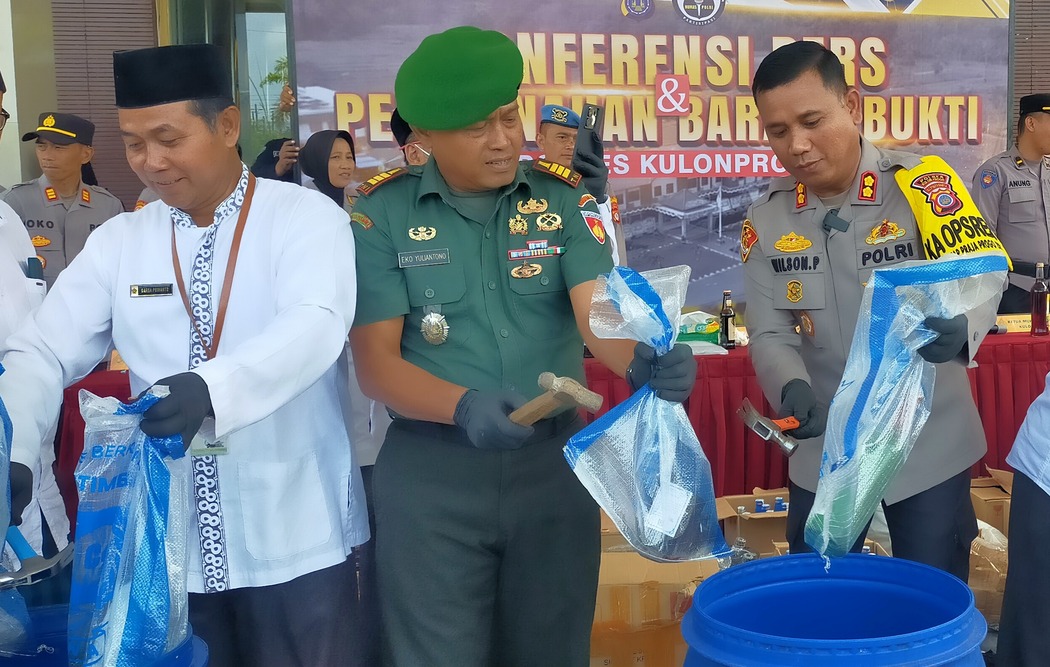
[620,0,653,19]
[676,0,725,26]
[655,75,691,117]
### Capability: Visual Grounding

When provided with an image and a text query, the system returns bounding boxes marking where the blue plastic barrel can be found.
[4,605,209,666]
[682,554,985,666]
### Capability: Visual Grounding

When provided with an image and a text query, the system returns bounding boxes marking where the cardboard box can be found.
[717,488,790,557]
[971,468,1013,537]
[771,539,889,557]
[593,551,722,667]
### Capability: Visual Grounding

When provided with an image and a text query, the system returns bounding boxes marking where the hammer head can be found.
[538,372,603,412]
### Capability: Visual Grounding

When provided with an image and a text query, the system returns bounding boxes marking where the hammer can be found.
[509,372,604,426]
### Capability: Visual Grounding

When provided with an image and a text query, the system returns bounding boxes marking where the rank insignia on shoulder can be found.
[81,188,91,203]
[351,212,374,230]
[509,214,529,235]
[773,232,812,253]
[134,200,148,211]
[980,170,997,189]
[517,198,548,214]
[740,218,758,263]
[1015,156,1025,168]
[865,219,905,246]
[794,182,807,209]
[408,226,437,241]
[45,187,59,202]
[534,160,582,187]
[857,172,877,202]
[356,168,407,196]
[31,235,51,248]
[786,279,804,303]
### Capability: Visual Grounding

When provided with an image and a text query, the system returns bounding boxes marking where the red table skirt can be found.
[54,332,1050,527]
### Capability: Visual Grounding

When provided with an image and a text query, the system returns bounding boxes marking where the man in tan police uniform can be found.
[744,41,1002,579]
[2,112,123,286]
[971,93,1050,313]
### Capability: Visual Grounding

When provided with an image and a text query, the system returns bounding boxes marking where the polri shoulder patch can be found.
[533,160,582,188]
[356,168,408,196]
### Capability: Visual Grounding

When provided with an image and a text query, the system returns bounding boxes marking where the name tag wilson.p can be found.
[130,283,174,297]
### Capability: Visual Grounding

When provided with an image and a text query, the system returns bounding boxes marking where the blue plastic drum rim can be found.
[683,554,986,666]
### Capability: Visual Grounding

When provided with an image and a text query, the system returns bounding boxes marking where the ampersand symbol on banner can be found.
[656,76,689,114]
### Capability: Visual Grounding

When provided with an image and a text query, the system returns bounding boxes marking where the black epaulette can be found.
[356,168,408,196]
[532,160,582,188]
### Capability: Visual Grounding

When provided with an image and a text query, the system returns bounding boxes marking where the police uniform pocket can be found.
[507,256,565,296]
[773,275,825,311]
[239,454,333,561]
[404,262,466,306]
[1008,186,1039,223]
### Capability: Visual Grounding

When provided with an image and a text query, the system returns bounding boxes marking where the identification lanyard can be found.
[170,174,256,360]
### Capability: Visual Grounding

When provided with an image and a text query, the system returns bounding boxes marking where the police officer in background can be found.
[971,94,1050,313]
[350,26,695,666]
[537,103,627,266]
[390,107,430,167]
[744,41,1002,579]
[2,113,123,286]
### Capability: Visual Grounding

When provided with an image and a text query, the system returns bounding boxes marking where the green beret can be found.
[395,26,523,131]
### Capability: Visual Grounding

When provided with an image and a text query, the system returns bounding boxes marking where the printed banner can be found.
[292,0,1010,308]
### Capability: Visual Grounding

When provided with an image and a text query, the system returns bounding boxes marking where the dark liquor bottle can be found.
[720,290,736,349]
[1033,263,1048,336]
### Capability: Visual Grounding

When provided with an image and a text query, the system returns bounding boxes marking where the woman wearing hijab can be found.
[299,129,356,211]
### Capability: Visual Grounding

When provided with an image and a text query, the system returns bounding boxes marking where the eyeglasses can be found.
[0,109,9,131]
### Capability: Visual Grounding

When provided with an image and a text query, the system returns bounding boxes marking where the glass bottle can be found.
[720,290,737,349]
[1033,263,1048,336]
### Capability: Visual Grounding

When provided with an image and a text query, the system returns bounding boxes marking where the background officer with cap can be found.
[971,93,1050,313]
[745,41,1002,579]
[1,43,367,666]
[2,112,123,286]
[350,25,695,667]
[537,103,628,266]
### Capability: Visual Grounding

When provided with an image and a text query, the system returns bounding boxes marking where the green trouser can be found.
[374,413,600,667]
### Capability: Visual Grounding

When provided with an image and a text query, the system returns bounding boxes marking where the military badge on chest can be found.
[408,226,437,241]
[509,214,529,235]
[421,307,449,345]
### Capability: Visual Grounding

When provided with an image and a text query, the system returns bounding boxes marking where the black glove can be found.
[918,315,969,364]
[571,130,609,200]
[9,462,32,526]
[780,379,827,440]
[453,389,534,450]
[626,342,697,403]
[141,373,213,449]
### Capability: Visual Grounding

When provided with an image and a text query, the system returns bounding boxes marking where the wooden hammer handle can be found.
[509,392,564,426]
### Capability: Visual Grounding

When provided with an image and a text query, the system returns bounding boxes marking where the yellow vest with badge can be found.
[893,155,1012,269]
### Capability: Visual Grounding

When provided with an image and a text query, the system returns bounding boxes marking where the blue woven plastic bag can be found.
[565,266,729,562]
[805,253,1008,558]
[0,363,31,656]
[70,388,191,666]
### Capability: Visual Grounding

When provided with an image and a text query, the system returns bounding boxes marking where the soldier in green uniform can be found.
[2,112,123,286]
[349,26,696,667]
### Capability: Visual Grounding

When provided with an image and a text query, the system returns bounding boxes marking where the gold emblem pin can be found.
[773,232,812,253]
[536,212,563,232]
[511,261,543,279]
[517,198,548,214]
[865,219,905,246]
[420,312,449,345]
[509,214,529,235]
[31,235,51,248]
[786,280,804,303]
[43,114,56,128]
[408,226,437,242]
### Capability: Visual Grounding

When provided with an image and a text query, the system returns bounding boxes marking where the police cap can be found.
[114,44,231,109]
[395,26,523,131]
[1020,94,1050,116]
[22,112,95,145]
[540,104,580,129]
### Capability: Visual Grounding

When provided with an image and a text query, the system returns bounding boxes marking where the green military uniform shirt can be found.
[352,159,613,400]
[2,174,123,286]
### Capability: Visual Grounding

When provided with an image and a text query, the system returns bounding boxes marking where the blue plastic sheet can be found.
[805,253,1008,558]
[565,266,729,562]
[70,389,190,666]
